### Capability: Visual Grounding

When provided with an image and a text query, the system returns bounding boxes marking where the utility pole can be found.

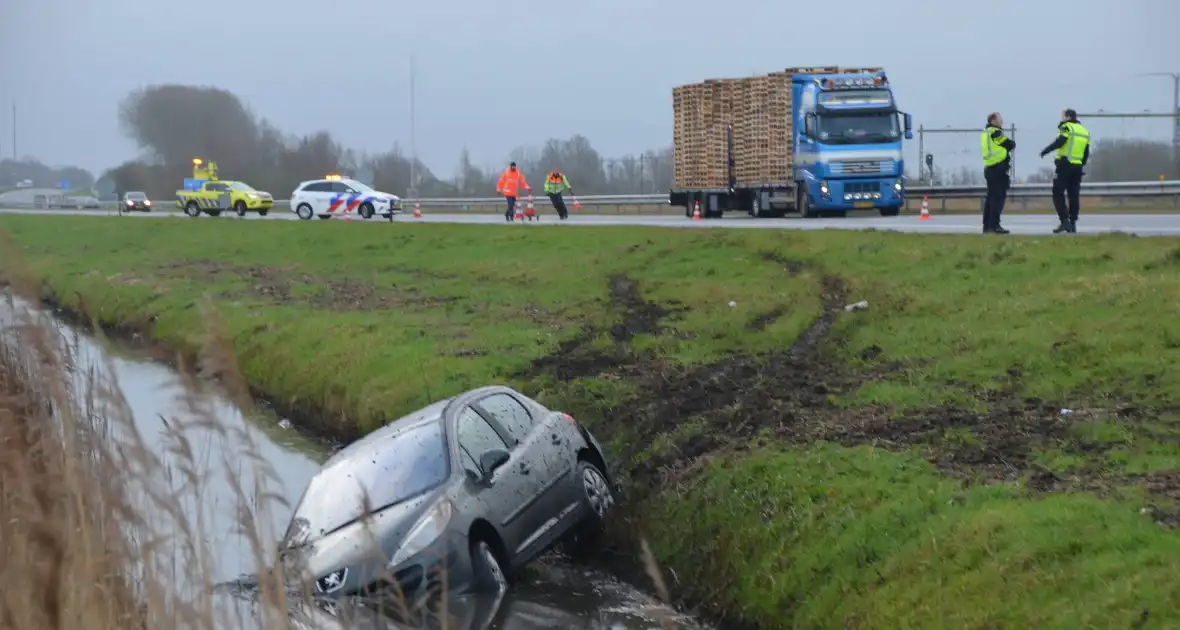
[1139,72,1180,172]
[11,101,15,160]
[408,53,417,199]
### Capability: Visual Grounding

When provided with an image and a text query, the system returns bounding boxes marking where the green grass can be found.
[2,214,1180,629]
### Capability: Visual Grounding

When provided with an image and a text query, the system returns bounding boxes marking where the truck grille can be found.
[843,182,880,195]
[830,160,895,175]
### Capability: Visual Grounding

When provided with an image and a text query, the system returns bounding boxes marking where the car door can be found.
[471,392,571,556]
[453,406,544,561]
[206,182,231,209]
[329,181,361,215]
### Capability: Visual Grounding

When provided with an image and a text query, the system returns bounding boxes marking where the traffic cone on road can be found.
[919,196,930,221]
[692,201,702,221]
[413,200,422,219]
[571,195,582,210]
[514,201,524,221]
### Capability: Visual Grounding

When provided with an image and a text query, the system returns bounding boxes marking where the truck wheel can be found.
[184,202,201,218]
[798,190,818,219]
[234,201,247,217]
[879,207,901,217]
[359,203,374,219]
[295,204,314,220]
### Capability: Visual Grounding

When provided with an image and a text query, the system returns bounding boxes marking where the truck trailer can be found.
[669,66,913,219]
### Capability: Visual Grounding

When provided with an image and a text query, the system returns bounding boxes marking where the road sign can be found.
[355,167,375,187]
[59,179,71,190]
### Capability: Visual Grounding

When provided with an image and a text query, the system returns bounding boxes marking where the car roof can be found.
[316,386,533,468]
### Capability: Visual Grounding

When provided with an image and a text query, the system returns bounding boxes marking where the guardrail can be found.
[4,180,1178,213]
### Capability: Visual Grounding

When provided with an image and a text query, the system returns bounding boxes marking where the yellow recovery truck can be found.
[176,158,274,217]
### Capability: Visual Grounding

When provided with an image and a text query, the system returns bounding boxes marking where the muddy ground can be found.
[517,259,1180,527]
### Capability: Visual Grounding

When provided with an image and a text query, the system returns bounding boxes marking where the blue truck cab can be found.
[794,71,912,217]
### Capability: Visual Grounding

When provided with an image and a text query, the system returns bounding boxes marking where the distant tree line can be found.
[0,159,95,191]
[910,138,1177,186]
[96,84,674,200]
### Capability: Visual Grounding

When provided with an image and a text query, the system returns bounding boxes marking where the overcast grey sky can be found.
[2,0,1177,179]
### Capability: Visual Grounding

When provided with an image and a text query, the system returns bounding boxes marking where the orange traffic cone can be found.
[525,195,538,221]
[691,201,702,221]
[919,196,930,221]
[413,200,422,219]
[571,195,582,210]
[514,199,524,221]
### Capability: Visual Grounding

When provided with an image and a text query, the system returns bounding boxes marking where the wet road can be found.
[0,295,704,630]
[3,206,1180,235]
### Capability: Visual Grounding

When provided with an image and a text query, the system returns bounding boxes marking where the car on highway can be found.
[278,386,616,603]
[290,176,402,221]
[120,191,152,212]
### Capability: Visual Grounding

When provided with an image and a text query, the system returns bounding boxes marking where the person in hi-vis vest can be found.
[543,171,574,220]
[981,112,1016,234]
[1039,108,1091,234]
[496,162,531,222]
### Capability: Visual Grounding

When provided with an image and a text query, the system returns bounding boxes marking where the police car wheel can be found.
[359,203,374,220]
[295,204,313,220]
[234,201,247,217]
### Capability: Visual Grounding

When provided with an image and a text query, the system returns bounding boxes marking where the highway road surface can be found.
[3,207,1180,236]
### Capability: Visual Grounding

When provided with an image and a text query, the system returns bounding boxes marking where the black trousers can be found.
[504,195,517,219]
[982,165,1009,230]
[548,193,568,218]
[1052,162,1083,224]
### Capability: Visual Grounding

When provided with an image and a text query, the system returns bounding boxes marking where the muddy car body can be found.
[280,386,616,602]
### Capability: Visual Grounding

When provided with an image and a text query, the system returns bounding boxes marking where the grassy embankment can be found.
[1,215,1179,629]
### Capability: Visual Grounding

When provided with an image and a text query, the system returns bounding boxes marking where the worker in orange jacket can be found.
[496,161,531,221]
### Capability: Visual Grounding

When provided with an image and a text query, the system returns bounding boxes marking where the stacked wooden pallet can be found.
[673,67,884,188]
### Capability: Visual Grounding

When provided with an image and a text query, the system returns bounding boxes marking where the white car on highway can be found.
[290,177,402,221]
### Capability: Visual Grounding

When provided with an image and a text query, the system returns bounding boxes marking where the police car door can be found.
[328,181,358,216]
[208,182,231,209]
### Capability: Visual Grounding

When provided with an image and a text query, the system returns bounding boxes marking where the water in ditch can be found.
[0,296,704,630]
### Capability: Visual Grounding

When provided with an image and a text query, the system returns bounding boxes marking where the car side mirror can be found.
[479,449,510,479]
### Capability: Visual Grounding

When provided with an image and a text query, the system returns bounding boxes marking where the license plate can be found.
[854,202,873,208]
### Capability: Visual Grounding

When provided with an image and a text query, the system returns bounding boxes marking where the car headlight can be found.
[389,499,453,568]
[247,192,259,199]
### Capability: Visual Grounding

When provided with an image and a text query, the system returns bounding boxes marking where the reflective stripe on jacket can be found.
[544,173,571,195]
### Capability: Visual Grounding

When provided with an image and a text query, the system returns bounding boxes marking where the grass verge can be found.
[2,215,1179,628]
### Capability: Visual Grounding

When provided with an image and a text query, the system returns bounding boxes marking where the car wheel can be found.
[184,202,201,217]
[359,203,374,220]
[296,204,314,220]
[578,460,615,523]
[234,201,247,217]
[258,208,268,217]
[469,540,507,593]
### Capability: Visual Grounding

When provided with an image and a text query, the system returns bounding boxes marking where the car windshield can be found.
[228,181,256,192]
[817,112,900,145]
[346,179,374,193]
[126,192,147,200]
[288,420,450,540]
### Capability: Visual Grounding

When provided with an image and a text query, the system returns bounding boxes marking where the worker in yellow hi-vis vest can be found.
[981,112,1016,234]
[543,170,574,220]
[1039,108,1091,234]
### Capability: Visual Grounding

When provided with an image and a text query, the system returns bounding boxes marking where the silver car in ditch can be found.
[279,386,617,601]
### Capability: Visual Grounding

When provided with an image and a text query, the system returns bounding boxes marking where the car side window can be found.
[304,182,326,193]
[331,182,355,194]
[456,407,508,471]
[475,394,534,445]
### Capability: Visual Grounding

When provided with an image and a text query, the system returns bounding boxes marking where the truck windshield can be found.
[228,182,256,192]
[817,112,900,145]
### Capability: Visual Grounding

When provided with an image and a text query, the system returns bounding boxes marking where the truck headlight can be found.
[893,180,902,192]
[819,181,829,195]
[388,499,453,568]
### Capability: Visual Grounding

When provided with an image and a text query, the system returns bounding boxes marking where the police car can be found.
[289,175,402,220]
